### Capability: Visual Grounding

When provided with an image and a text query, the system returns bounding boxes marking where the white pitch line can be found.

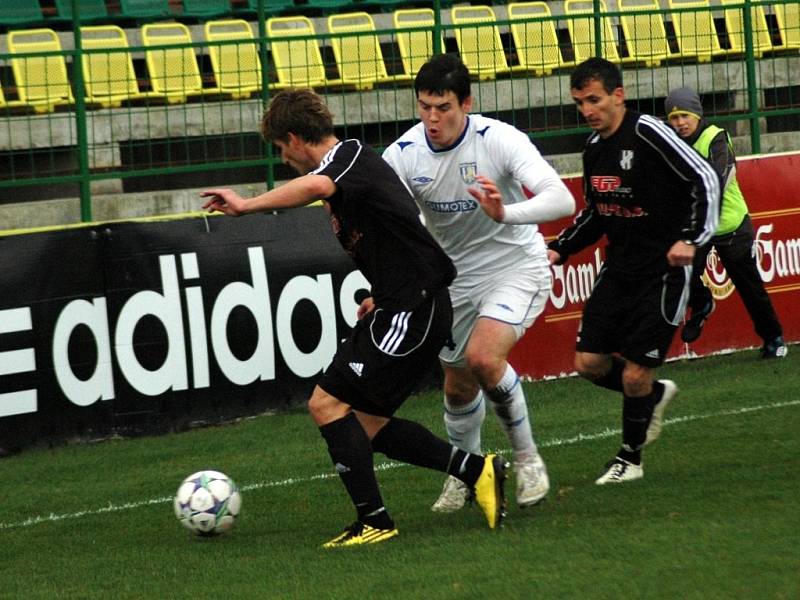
[1,399,797,531]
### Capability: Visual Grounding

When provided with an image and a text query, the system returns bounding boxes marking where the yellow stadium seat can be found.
[618,0,671,66]
[8,28,75,113]
[327,12,412,90]
[80,25,167,108]
[141,21,224,104]
[204,19,262,99]
[668,0,725,62]
[720,0,773,58]
[508,2,573,75]
[775,1,800,51]
[564,0,627,64]
[266,16,339,89]
[393,8,444,78]
[450,5,510,80]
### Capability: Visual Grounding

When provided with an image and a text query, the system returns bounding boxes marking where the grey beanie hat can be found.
[665,87,703,119]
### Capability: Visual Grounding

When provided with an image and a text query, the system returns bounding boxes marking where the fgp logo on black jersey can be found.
[591,176,622,192]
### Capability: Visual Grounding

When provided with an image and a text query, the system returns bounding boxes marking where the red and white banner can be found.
[510,151,800,379]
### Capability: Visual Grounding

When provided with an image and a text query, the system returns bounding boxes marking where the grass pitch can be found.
[1,348,798,599]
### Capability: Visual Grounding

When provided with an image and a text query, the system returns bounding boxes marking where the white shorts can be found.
[439,260,552,368]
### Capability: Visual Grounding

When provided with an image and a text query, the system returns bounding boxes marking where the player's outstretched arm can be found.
[469,175,505,222]
[201,174,335,216]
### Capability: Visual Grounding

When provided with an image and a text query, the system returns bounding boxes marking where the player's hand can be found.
[357,297,375,320]
[469,175,505,222]
[667,240,696,266]
[200,188,247,216]
[547,249,562,265]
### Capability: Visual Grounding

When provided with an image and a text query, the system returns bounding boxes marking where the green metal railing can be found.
[0,0,797,224]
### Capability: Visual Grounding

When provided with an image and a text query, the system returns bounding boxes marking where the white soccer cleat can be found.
[595,458,644,485]
[431,475,471,513]
[514,452,550,507]
[646,379,677,445]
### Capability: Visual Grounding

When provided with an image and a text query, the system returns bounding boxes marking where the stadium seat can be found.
[7,28,75,113]
[327,12,413,90]
[668,0,726,62]
[393,8,444,78]
[0,0,45,29]
[564,0,626,64]
[617,0,671,66]
[720,0,773,57]
[181,0,232,21]
[508,2,573,75]
[775,1,800,51]
[238,0,295,17]
[450,5,511,80]
[80,25,168,108]
[141,21,225,103]
[266,16,339,89]
[118,0,173,23]
[204,19,262,99]
[53,0,110,23]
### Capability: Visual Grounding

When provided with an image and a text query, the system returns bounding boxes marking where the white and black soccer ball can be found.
[173,470,242,536]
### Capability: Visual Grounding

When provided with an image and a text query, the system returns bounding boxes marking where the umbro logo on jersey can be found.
[645,349,660,359]
[412,176,434,184]
[349,362,364,377]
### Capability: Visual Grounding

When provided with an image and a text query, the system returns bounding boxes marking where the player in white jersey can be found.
[383,54,575,511]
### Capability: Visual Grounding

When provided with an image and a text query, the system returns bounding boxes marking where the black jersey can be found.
[314,139,456,310]
[549,110,719,276]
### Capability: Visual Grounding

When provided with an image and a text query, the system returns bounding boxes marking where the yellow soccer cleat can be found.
[322,521,399,548]
[473,454,509,529]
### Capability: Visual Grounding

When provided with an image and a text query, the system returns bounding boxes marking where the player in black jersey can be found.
[201,88,508,546]
[547,58,720,485]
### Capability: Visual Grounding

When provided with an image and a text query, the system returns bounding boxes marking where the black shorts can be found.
[576,265,692,367]
[318,288,453,417]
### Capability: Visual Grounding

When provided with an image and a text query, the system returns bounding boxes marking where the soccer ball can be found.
[173,470,242,536]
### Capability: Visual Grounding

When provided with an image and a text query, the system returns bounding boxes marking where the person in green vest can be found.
[665,87,786,359]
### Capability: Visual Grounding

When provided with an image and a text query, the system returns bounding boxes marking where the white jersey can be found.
[383,114,571,281]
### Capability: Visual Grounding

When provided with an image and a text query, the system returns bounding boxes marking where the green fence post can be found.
[592,0,603,58]
[433,0,443,55]
[72,0,92,222]
[255,0,274,190]
[742,0,761,154]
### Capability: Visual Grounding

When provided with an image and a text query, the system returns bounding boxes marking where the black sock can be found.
[371,417,485,487]
[617,390,658,465]
[593,356,625,392]
[319,413,393,529]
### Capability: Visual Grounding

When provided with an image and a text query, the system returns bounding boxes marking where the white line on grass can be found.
[1,399,797,531]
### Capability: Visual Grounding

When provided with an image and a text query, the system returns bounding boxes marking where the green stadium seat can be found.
[53,0,110,23]
[238,0,296,17]
[118,0,173,23]
[181,0,232,21]
[0,0,45,29]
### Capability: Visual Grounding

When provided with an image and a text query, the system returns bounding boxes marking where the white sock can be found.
[443,390,485,455]
[485,364,537,460]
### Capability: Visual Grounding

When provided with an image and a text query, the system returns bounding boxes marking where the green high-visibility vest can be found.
[693,124,748,235]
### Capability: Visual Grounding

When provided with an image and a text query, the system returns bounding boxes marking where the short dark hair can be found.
[570,57,623,94]
[261,88,334,144]
[414,53,471,103]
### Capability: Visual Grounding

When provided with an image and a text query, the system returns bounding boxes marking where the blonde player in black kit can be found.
[201,88,507,547]
[547,58,720,485]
